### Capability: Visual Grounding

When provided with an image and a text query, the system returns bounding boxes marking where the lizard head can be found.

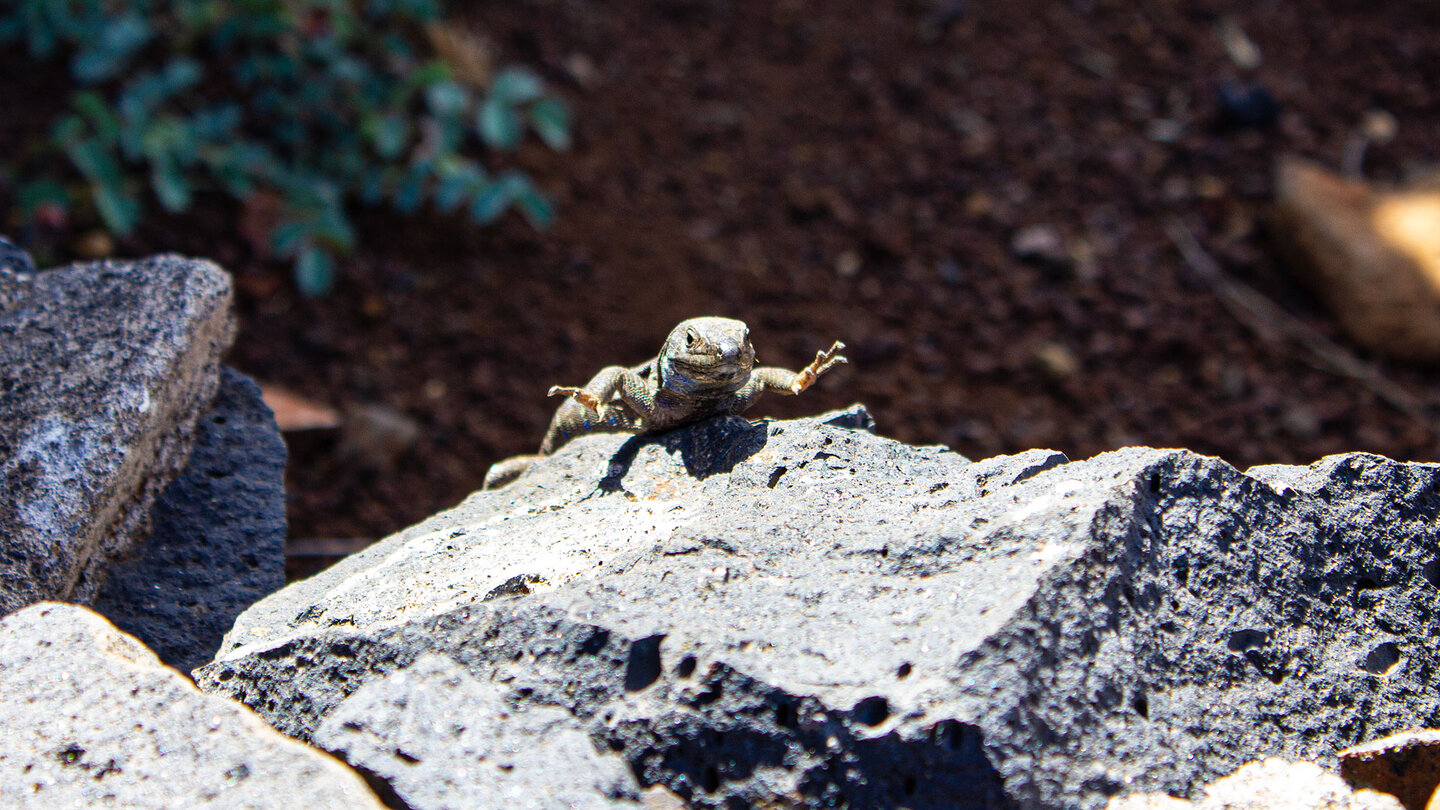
[658,316,756,394]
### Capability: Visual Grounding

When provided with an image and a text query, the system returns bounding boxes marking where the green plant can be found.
[0,0,572,294]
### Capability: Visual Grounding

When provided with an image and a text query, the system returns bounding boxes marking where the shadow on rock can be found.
[600,415,769,492]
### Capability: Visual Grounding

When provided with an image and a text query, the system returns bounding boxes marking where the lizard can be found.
[482,316,846,489]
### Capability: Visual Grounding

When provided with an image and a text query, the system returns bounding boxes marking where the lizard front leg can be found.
[548,365,658,417]
[750,341,847,396]
[786,340,847,394]
[540,364,660,454]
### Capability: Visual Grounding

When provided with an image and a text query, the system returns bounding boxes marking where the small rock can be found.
[1217,17,1263,70]
[1011,223,1069,265]
[1034,341,1081,379]
[835,250,863,278]
[1109,758,1405,810]
[338,403,423,472]
[1217,81,1280,129]
[1339,729,1440,810]
[72,228,115,259]
[1362,109,1399,144]
[1270,155,1440,361]
[0,602,386,809]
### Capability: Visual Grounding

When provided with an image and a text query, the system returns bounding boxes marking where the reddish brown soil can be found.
[8,1,1440,552]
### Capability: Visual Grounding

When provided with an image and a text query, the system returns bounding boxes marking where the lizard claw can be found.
[790,340,848,394]
[548,385,603,414]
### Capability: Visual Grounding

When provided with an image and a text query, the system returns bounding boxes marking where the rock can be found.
[0,234,35,274]
[0,602,385,809]
[1270,156,1440,361]
[1339,729,1440,810]
[314,653,644,809]
[1010,222,1069,266]
[91,367,287,675]
[1216,81,1280,129]
[197,407,1440,809]
[1108,758,1404,810]
[0,255,234,612]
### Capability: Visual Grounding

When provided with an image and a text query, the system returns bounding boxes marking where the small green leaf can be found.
[392,168,427,214]
[477,97,523,150]
[529,97,572,151]
[514,184,556,230]
[489,68,544,105]
[271,221,311,258]
[151,156,191,212]
[425,80,469,117]
[470,172,528,224]
[72,13,154,83]
[294,244,335,297]
[92,182,141,235]
[367,114,409,159]
[73,92,120,143]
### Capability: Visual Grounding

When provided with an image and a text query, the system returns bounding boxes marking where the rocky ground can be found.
[5,3,1440,554]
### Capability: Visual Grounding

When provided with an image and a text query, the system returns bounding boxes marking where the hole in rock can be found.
[767,466,788,488]
[624,635,665,692]
[1354,577,1382,592]
[579,629,612,656]
[676,655,697,678]
[1423,559,1440,589]
[774,701,798,729]
[1363,642,1402,676]
[852,696,891,726]
[1226,629,1268,653]
[1131,693,1149,718]
[896,662,912,679]
[700,764,720,793]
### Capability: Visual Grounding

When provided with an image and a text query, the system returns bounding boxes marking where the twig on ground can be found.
[1164,217,1438,435]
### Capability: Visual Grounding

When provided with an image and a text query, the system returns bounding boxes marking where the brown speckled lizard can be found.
[483,317,846,488]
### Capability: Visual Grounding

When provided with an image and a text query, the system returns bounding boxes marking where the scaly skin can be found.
[483,317,846,488]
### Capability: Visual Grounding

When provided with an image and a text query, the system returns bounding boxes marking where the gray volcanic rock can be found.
[0,602,385,809]
[92,367,286,675]
[196,406,1440,809]
[315,652,644,809]
[0,255,234,612]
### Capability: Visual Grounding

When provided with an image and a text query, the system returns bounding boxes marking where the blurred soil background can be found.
[5,0,1440,563]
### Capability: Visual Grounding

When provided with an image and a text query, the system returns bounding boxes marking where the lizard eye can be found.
[685,329,699,349]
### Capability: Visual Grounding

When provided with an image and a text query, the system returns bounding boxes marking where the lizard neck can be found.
[657,356,748,398]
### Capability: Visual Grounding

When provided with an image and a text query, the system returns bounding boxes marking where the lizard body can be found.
[483,317,845,488]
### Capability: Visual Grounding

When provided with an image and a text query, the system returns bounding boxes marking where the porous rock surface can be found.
[315,652,645,809]
[0,254,234,612]
[196,406,1440,809]
[92,367,287,674]
[0,602,385,809]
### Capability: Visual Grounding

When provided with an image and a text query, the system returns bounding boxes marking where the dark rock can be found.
[1216,81,1280,129]
[314,653,644,809]
[0,235,35,274]
[92,367,286,675]
[196,408,1440,809]
[0,602,387,809]
[0,255,234,613]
